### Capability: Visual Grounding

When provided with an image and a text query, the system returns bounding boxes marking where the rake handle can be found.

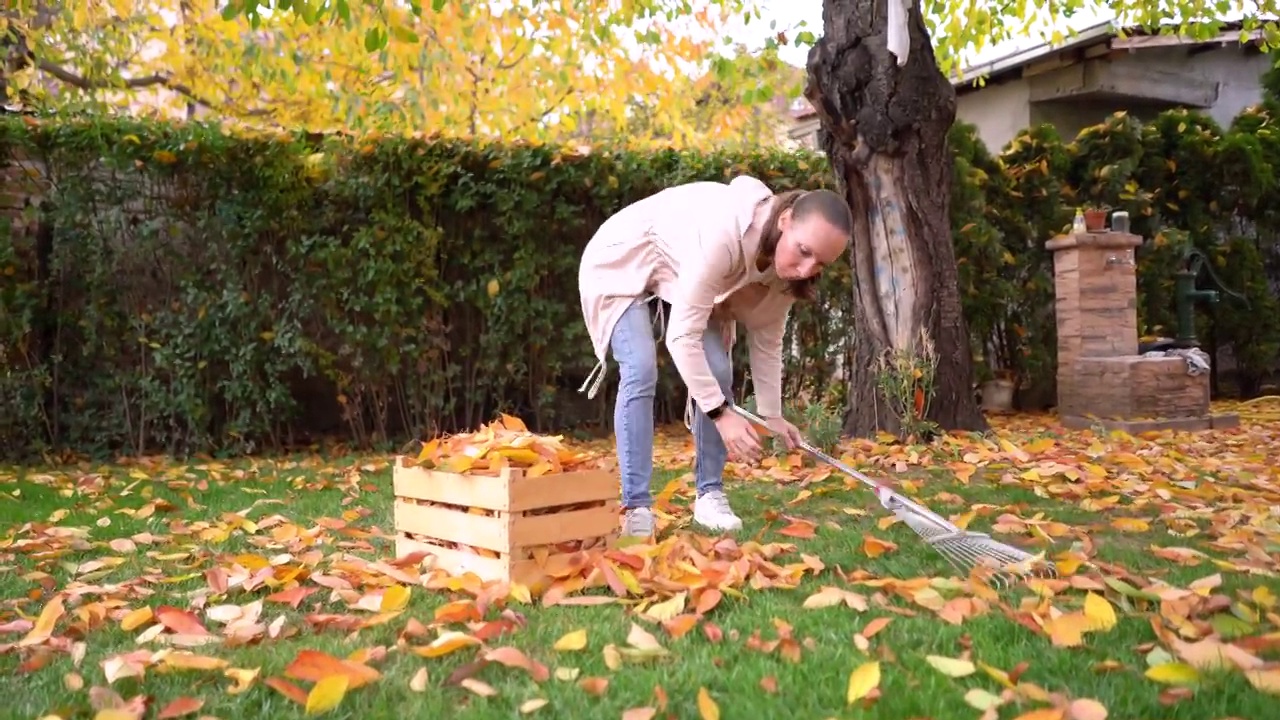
[728,404,955,526]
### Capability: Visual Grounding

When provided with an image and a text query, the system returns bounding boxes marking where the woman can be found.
[577,176,853,538]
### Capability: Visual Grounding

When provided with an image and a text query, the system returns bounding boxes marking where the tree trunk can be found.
[806,0,988,437]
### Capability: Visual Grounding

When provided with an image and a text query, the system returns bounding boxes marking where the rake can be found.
[731,404,1057,589]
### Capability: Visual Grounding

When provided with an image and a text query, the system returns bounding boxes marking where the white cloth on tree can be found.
[887,0,911,67]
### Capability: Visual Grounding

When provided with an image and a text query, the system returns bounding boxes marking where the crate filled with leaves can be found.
[393,414,619,585]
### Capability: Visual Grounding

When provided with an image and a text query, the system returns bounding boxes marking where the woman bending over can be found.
[577,177,853,537]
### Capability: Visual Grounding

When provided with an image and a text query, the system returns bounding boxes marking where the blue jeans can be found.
[610,299,732,509]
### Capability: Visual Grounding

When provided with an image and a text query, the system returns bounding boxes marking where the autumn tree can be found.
[0,0,790,147]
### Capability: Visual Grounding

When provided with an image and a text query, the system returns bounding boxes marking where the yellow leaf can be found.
[120,606,154,631]
[696,687,719,720]
[1083,592,1117,632]
[487,279,501,297]
[846,661,880,704]
[520,698,550,713]
[925,654,976,677]
[305,675,349,715]
[1144,662,1200,685]
[641,592,685,622]
[412,631,482,657]
[553,629,588,652]
[1109,517,1149,532]
[380,585,411,612]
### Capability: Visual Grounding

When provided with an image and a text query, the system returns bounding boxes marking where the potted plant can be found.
[980,367,1017,413]
[1083,204,1109,232]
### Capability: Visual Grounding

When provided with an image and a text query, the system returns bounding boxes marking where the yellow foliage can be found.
[10,0,797,149]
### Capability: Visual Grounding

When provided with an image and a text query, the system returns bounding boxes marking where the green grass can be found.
[0,445,1276,720]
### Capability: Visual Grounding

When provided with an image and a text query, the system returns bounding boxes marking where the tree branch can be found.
[35,58,272,117]
[511,85,575,133]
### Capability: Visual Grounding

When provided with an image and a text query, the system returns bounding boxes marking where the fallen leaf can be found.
[846,661,880,704]
[304,674,349,715]
[1083,593,1117,632]
[519,698,549,714]
[409,668,429,692]
[461,677,498,697]
[1067,698,1108,720]
[156,697,204,719]
[1145,662,1200,686]
[554,629,587,652]
[696,687,720,720]
[925,654,976,677]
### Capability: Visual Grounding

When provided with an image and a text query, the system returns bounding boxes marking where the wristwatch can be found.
[706,401,729,420]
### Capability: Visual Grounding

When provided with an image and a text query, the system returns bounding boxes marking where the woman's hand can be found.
[713,412,763,462]
[764,415,804,450]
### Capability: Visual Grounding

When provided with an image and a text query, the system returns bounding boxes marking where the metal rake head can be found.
[891,505,1058,589]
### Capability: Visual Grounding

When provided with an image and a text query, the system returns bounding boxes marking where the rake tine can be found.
[729,404,1058,585]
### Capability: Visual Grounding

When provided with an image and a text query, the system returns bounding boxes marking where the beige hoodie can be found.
[577,176,794,419]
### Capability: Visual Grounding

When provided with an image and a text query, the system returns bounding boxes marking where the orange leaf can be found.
[266,586,320,609]
[284,649,380,689]
[484,646,550,682]
[156,697,204,719]
[777,517,817,539]
[155,606,210,636]
[695,588,722,615]
[861,535,898,558]
[265,676,310,706]
[860,617,893,639]
[661,614,700,639]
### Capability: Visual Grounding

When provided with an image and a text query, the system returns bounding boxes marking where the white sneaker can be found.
[621,507,655,538]
[693,490,743,533]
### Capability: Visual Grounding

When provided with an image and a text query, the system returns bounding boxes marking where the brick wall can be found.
[1061,356,1208,419]
[1050,230,1210,421]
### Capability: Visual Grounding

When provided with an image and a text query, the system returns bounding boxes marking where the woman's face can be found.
[773,209,850,281]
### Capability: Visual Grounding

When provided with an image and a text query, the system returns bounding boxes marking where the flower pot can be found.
[980,379,1015,413]
[1083,209,1107,232]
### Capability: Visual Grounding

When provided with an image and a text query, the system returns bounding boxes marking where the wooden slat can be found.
[510,502,620,547]
[508,469,619,511]
[395,535,510,582]
[393,500,510,552]
[392,457,513,511]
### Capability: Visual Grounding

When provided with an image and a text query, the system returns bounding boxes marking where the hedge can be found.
[2,89,1280,460]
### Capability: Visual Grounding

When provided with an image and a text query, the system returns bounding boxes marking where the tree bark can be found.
[806,0,988,437]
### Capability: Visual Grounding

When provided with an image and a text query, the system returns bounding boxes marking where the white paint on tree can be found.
[867,154,917,351]
[887,0,911,67]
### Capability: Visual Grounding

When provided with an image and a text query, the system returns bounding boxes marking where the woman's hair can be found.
[757,189,854,300]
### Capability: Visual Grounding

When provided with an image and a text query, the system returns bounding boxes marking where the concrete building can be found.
[788,21,1272,154]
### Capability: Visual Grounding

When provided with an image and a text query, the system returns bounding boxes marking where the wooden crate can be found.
[391,456,619,584]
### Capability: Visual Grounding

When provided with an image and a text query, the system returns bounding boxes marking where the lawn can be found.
[1,410,1278,720]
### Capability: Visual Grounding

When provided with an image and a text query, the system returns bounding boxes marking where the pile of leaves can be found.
[404,414,600,477]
